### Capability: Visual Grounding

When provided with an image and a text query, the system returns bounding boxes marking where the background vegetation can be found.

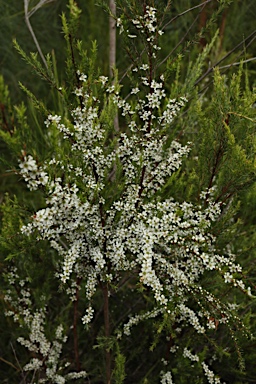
[0,1,255,383]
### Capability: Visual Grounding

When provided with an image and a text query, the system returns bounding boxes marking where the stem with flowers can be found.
[0,1,255,383]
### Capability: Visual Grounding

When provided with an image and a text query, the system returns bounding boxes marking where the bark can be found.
[103,283,111,384]
[109,0,116,78]
[109,0,119,132]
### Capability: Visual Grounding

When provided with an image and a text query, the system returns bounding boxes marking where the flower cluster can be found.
[123,308,162,336]
[130,6,164,43]
[160,371,174,384]
[4,269,87,383]
[19,153,48,190]
[183,347,199,362]
[202,362,221,384]
[18,61,247,344]
[6,3,250,383]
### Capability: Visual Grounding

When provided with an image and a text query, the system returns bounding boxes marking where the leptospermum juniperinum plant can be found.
[3,2,254,384]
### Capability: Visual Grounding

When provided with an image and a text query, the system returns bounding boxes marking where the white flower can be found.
[224,272,233,283]
[161,371,174,384]
[82,306,94,324]
[131,87,140,95]
[19,155,38,173]
[99,76,108,86]
[79,73,87,82]
[202,362,221,384]
[140,64,149,71]
[183,347,199,362]
[74,87,83,97]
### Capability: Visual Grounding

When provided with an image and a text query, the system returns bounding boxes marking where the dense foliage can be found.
[0,1,255,383]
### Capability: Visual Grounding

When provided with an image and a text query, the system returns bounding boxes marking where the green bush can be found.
[0,1,255,383]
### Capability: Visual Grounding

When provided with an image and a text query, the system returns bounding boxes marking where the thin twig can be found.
[157,8,201,69]
[162,0,214,31]
[195,30,256,85]
[0,356,19,371]
[109,0,119,132]
[27,0,55,18]
[10,342,26,383]
[218,57,256,69]
[109,0,116,79]
[24,0,56,70]
[119,1,214,83]
[73,278,81,371]
[102,283,111,384]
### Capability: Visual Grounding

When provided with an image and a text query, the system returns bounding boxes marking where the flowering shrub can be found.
[1,1,255,383]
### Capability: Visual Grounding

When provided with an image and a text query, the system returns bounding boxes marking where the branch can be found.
[0,356,19,372]
[218,57,256,70]
[162,0,214,31]
[157,8,201,69]
[27,0,55,18]
[195,30,256,85]
[73,278,81,371]
[24,0,56,70]
[102,283,111,384]
[109,0,119,132]
[119,0,214,83]
[109,0,116,78]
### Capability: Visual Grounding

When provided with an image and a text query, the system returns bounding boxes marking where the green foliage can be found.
[113,344,126,384]
[0,1,255,384]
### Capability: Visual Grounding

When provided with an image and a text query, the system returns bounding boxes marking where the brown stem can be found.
[207,144,223,193]
[109,0,119,132]
[68,33,83,109]
[109,0,116,79]
[103,283,111,384]
[0,104,13,134]
[199,0,208,47]
[133,15,156,209]
[10,342,27,382]
[0,356,19,371]
[218,8,228,52]
[94,156,110,382]
[94,175,111,382]
[73,278,81,371]
[135,165,146,209]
